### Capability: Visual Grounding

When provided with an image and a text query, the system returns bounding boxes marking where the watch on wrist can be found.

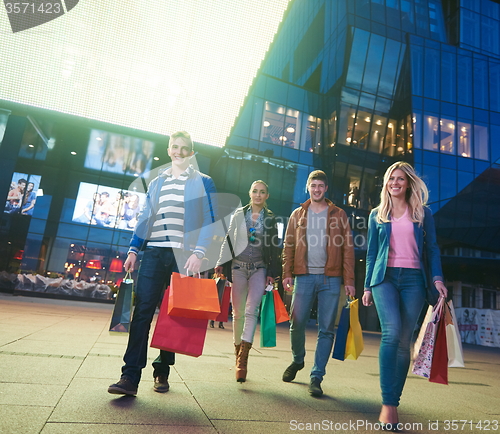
[194,251,204,260]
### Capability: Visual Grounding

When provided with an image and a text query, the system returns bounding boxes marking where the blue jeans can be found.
[122,247,185,386]
[372,267,425,407]
[289,274,341,381]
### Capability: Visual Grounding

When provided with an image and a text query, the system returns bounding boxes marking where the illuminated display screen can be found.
[85,129,154,176]
[72,182,146,231]
[0,0,290,147]
[4,172,41,216]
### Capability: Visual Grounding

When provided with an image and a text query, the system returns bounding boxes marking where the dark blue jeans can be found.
[372,267,425,407]
[121,247,184,386]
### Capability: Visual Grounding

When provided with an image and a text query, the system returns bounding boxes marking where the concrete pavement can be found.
[0,292,499,433]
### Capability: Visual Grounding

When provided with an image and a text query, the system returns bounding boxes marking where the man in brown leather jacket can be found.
[281,170,355,397]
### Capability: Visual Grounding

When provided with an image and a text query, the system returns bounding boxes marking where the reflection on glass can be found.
[423,115,439,151]
[440,118,455,154]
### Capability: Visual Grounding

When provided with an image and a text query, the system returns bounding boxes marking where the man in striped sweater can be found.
[108,131,217,396]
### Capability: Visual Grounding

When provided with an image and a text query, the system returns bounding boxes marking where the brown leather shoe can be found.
[153,375,170,393]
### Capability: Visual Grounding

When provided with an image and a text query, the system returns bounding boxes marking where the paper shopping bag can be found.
[151,287,208,357]
[215,283,231,323]
[273,289,290,323]
[430,303,449,385]
[332,299,350,361]
[168,272,220,320]
[412,297,444,378]
[345,298,364,360]
[413,305,433,361]
[109,272,134,333]
[446,300,465,368]
[260,290,276,347]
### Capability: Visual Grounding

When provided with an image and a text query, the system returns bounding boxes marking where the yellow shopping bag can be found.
[345,298,364,360]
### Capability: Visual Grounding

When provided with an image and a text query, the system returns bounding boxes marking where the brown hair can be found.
[306,170,328,188]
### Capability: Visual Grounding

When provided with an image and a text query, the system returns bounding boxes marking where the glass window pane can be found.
[352,110,372,150]
[440,117,456,154]
[368,114,386,153]
[327,111,337,146]
[410,44,424,96]
[461,10,480,47]
[473,60,488,110]
[338,105,356,146]
[458,121,472,157]
[362,34,385,94]
[474,124,489,160]
[423,48,440,100]
[423,114,439,151]
[412,112,422,149]
[346,29,370,90]
[481,17,499,55]
[383,118,398,156]
[261,101,285,145]
[380,39,402,98]
[304,116,318,153]
[457,55,472,106]
[284,108,300,149]
[490,62,500,113]
[441,51,456,103]
[440,167,457,200]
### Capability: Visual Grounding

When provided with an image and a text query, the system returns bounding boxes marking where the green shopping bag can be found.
[260,289,276,347]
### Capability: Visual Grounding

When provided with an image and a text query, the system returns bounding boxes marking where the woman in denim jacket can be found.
[362,162,447,431]
[216,180,281,382]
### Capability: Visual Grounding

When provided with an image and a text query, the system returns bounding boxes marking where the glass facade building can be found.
[1,0,499,328]
[221,0,500,324]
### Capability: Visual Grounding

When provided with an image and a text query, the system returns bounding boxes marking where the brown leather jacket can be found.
[282,199,355,286]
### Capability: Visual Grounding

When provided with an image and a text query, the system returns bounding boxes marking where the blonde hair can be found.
[376,161,428,225]
[249,180,269,208]
[168,131,193,151]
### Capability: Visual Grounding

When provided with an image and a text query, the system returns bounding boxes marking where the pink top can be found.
[387,207,420,269]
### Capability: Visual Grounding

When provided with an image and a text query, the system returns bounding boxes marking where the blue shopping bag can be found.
[332,299,350,361]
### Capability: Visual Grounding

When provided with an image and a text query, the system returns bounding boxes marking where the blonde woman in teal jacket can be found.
[362,162,447,431]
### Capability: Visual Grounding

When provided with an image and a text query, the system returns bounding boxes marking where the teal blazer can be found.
[364,207,443,294]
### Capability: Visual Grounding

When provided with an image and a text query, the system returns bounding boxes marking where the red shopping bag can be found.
[168,272,220,320]
[151,287,208,357]
[273,289,290,323]
[215,284,231,322]
[429,302,449,385]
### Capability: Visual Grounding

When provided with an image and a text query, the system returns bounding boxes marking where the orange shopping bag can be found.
[273,289,290,323]
[167,272,220,320]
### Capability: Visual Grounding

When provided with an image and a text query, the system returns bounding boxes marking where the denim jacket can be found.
[364,206,444,290]
[129,166,217,255]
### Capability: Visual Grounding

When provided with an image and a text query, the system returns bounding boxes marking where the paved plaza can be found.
[0,292,499,433]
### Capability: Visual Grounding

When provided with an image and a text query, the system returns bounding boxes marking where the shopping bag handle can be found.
[123,271,133,282]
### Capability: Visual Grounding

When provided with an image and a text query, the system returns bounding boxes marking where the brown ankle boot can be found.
[234,343,241,364]
[236,341,252,382]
